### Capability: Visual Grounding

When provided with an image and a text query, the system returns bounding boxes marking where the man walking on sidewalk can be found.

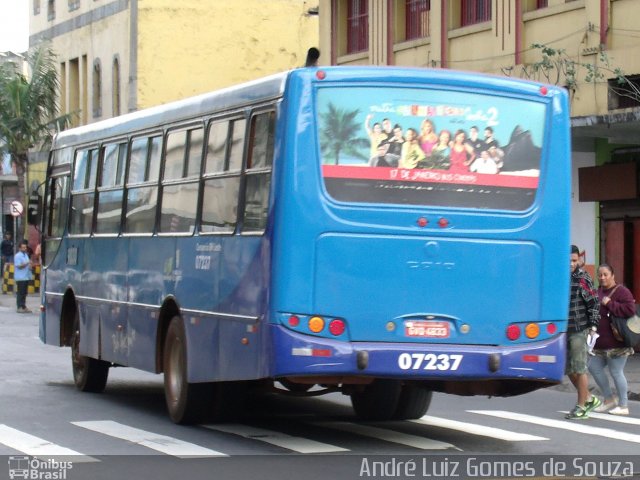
[14,240,32,313]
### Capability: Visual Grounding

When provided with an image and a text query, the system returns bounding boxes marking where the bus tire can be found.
[163,316,214,424]
[393,385,432,420]
[350,379,402,421]
[71,312,109,393]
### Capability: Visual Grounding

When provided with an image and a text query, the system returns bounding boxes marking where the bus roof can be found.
[51,66,558,149]
[52,70,290,148]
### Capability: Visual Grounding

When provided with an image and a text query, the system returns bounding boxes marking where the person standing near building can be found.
[1,233,14,274]
[589,263,635,415]
[14,240,32,313]
[566,245,602,419]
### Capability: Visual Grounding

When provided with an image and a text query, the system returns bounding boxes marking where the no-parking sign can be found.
[10,200,24,217]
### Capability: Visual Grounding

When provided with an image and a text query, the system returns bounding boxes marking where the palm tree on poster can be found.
[319,102,369,165]
[0,45,71,243]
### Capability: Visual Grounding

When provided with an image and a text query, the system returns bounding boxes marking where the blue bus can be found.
[40,66,571,424]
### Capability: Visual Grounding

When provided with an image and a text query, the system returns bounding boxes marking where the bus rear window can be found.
[317,86,546,211]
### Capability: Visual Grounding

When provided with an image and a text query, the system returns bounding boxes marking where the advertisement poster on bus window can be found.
[316,86,547,210]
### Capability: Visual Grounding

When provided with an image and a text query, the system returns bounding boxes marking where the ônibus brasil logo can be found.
[8,456,73,480]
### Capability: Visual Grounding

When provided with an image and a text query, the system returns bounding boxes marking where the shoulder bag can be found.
[607,286,640,348]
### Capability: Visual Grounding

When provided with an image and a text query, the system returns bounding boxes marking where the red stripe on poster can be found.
[322,165,539,189]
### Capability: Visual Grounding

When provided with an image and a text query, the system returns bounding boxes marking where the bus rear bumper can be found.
[271,325,566,383]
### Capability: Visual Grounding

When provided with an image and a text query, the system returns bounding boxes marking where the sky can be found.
[0,1,29,53]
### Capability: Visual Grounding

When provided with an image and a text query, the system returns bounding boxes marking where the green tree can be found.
[319,102,369,165]
[515,43,636,102]
[0,45,70,242]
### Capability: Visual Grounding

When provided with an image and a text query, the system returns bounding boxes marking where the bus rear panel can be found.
[269,68,570,399]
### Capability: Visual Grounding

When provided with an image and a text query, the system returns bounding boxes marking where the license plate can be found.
[404,320,450,338]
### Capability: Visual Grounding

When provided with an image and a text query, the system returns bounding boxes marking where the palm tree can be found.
[319,102,369,165]
[0,45,70,242]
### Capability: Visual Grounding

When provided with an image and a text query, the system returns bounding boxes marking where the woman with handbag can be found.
[589,263,636,415]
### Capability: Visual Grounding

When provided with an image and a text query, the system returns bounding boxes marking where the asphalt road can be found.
[1,293,638,480]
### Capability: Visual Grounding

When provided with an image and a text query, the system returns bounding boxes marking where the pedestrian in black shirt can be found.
[1,233,14,274]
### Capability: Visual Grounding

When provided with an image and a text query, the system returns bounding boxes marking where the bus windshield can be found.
[317,86,546,211]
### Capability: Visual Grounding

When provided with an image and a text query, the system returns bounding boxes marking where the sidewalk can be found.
[623,353,640,401]
[0,291,40,313]
[1,290,638,401]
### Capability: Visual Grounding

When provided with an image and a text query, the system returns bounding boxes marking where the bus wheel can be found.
[163,316,214,424]
[71,312,109,393]
[350,379,402,421]
[393,385,432,420]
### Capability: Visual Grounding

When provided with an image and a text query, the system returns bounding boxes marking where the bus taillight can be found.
[525,323,540,339]
[288,315,300,327]
[316,70,326,80]
[309,316,325,333]
[329,319,346,336]
[506,324,521,341]
[546,323,557,334]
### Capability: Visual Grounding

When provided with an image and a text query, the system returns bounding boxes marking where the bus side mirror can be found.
[28,193,41,226]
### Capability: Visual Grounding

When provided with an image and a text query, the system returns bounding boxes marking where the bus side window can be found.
[228,119,246,172]
[70,148,99,235]
[44,174,70,265]
[44,147,72,239]
[95,142,127,234]
[164,130,188,180]
[243,111,275,233]
[125,135,162,234]
[200,119,242,234]
[159,127,203,233]
[47,175,70,238]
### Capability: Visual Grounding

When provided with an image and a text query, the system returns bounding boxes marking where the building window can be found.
[406,0,430,40]
[93,59,102,118]
[608,75,640,110]
[347,0,368,54]
[68,0,79,11]
[537,0,548,7]
[112,56,121,116]
[33,0,41,15]
[47,0,55,20]
[461,0,491,27]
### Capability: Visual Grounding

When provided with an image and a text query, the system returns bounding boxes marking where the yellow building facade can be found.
[25,0,318,250]
[29,0,319,124]
[318,0,640,294]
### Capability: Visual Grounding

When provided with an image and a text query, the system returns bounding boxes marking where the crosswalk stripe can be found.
[72,421,226,458]
[0,424,98,462]
[410,415,548,441]
[308,421,458,450]
[203,424,348,453]
[470,410,640,444]
[587,411,640,425]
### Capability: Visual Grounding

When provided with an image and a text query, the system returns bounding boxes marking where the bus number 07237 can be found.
[398,353,463,371]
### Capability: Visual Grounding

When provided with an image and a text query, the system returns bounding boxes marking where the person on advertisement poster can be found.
[364,114,389,158]
[399,128,426,169]
[449,129,475,174]
[419,119,438,156]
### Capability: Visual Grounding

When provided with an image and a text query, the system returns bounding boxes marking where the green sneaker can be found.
[584,396,602,414]
[565,405,589,420]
